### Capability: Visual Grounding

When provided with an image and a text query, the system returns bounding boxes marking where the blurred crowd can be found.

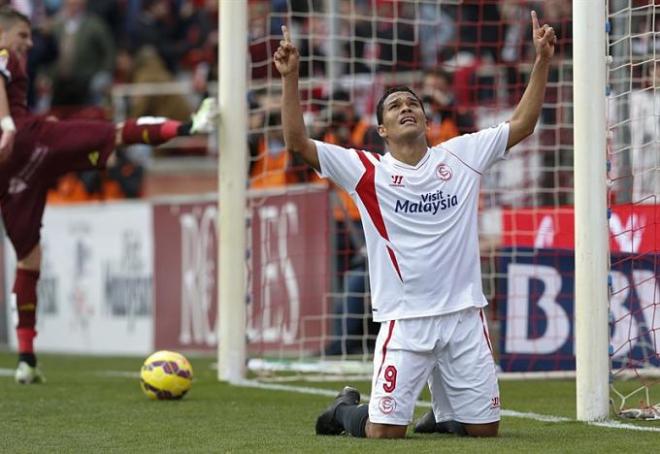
[4,0,656,209]
[246,0,578,211]
[4,0,218,202]
[0,0,577,204]
[9,0,217,112]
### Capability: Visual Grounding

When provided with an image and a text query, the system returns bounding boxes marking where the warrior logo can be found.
[390,175,404,187]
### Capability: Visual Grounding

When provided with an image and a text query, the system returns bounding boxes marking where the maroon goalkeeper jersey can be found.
[0,48,29,119]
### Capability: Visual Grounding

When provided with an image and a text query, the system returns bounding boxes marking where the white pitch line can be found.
[0,368,143,378]
[501,410,571,423]
[589,420,660,432]
[234,379,660,432]
[98,370,140,378]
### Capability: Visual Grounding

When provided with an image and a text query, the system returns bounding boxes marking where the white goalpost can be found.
[218,0,248,382]
[573,0,610,422]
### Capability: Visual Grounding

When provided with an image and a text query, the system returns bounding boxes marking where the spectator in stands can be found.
[130,0,181,74]
[122,46,192,121]
[420,69,461,145]
[26,11,57,110]
[424,69,476,134]
[418,2,456,69]
[86,0,125,42]
[49,0,115,107]
[249,111,300,189]
[248,0,278,80]
[324,90,382,151]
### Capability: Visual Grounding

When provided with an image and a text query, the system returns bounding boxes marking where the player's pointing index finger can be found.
[531,10,540,32]
[282,25,291,43]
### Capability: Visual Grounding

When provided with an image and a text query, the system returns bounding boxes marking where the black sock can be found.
[177,122,192,136]
[19,352,36,367]
[437,420,467,436]
[336,404,369,438]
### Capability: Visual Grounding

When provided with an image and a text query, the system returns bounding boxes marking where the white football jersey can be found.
[314,122,509,322]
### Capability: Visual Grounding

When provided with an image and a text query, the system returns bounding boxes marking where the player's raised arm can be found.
[274,25,320,171]
[506,10,556,149]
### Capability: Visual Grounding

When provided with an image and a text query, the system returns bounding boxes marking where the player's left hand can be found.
[0,129,15,164]
[531,10,556,61]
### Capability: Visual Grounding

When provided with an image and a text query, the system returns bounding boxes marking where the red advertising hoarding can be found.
[502,204,660,253]
[153,187,329,353]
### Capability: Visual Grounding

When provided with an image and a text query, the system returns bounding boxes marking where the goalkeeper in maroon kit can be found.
[0,7,217,383]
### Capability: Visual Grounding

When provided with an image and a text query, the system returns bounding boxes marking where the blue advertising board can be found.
[496,248,659,372]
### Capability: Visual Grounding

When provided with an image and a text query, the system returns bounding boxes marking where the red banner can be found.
[502,204,660,253]
[153,198,218,352]
[153,187,329,353]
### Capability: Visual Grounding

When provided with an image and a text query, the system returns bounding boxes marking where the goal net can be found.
[607,0,660,420]
[240,0,660,417]
[243,0,577,381]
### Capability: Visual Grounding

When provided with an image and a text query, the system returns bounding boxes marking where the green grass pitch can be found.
[1,351,658,452]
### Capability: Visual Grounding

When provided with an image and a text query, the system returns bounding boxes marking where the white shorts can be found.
[368,307,500,425]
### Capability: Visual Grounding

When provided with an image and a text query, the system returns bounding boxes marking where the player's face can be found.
[378,91,427,142]
[1,21,33,58]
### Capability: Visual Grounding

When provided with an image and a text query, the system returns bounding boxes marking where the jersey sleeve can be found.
[0,49,12,83]
[439,122,510,173]
[313,140,366,192]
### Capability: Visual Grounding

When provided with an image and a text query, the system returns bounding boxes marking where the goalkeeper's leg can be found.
[13,244,46,384]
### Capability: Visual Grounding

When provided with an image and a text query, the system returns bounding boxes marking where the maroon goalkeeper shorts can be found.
[0,118,116,260]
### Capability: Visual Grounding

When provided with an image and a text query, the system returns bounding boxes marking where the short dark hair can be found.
[376,86,425,126]
[0,6,31,29]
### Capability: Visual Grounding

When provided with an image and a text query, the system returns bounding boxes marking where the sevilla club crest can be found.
[436,163,452,181]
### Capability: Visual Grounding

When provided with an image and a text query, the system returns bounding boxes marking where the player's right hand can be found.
[0,129,15,164]
[273,25,299,77]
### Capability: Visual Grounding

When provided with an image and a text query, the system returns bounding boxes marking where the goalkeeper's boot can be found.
[315,386,361,435]
[190,97,219,134]
[15,361,46,384]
